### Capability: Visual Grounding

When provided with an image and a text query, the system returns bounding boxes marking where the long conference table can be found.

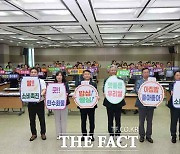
[0,83,24,115]
[0,79,173,115]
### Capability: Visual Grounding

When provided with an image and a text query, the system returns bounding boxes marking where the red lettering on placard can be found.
[144,86,159,93]
[27,80,34,86]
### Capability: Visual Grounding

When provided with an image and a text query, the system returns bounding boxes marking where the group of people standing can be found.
[26,66,180,144]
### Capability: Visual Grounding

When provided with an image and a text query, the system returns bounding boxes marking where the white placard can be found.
[148,77,156,82]
[73,84,98,108]
[81,81,89,85]
[20,76,41,102]
[45,83,67,110]
[104,75,126,104]
[172,81,180,108]
[138,81,164,107]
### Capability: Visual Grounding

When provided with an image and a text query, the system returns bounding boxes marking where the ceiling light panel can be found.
[150,0,180,8]
[146,8,180,14]
[103,40,120,43]
[99,25,131,33]
[172,28,180,33]
[0,29,16,34]
[52,26,86,33]
[101,34,123,39]
[130,24,169,32]
[0,1,19,10]
[158,33,179,39]
[69,34,91,40]
[44,35,70,40]
[94,8,137,20]
[15,26,59,34]
[124,34,149,39]
[19,0,66,9]
[25,9,75,21]
[91,0,142,8]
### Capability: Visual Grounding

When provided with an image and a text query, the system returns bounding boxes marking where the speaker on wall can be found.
[23,48,28,55]
[168,46,175,53]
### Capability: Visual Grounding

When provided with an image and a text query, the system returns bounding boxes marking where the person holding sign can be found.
[135,68,155,143]
[167,70,180,143]
[27,67,47,141]
[75,70,98,142]
[9,67,19,88]
[103,66,126,137]
[53,71,70,140]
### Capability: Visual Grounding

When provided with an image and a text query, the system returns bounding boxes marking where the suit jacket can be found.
[76,79,98,109]
[103,77,126,109]
[167,82,180,110]
[64,82,71,106]
[134,78,155,109]
[74,75,83,87]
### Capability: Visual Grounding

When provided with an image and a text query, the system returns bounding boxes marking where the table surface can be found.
[0,92,20,96]
[158,81,173,83]
[0,82,8,86]
[4,88,20,91]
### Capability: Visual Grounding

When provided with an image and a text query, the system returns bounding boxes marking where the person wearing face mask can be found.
[27,67,47,141]
[135,68,155,143]
[54,71,70,140]
[103,66,126,137]
[167,70,180,143]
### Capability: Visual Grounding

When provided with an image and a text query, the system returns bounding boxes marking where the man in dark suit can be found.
[76,70,98,141]
[135,68,155,143]
[103,66,126,137]
[167,70,180,143]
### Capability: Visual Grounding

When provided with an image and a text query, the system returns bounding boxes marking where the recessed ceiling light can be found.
[11,36,16,38]
[157,28,161,31]
[142,43,154,46]
[11,11,23,15]
[19,38,24,40]
[96,9,134,14]
[10,40,13,42]
[42,10,70,15]
[0,39,4,40]
[22,0,58,3]
[0,12,8,16]
[174,35,179,38]
[147,8,180,14]
[49,44,61,47]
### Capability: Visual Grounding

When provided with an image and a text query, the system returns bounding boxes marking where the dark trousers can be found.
[138,108,154,138]
[80,108,95,136]
[170,109,180,137]
[106,107,122,136]
[28,101,46,135]
[179,117,180,135]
